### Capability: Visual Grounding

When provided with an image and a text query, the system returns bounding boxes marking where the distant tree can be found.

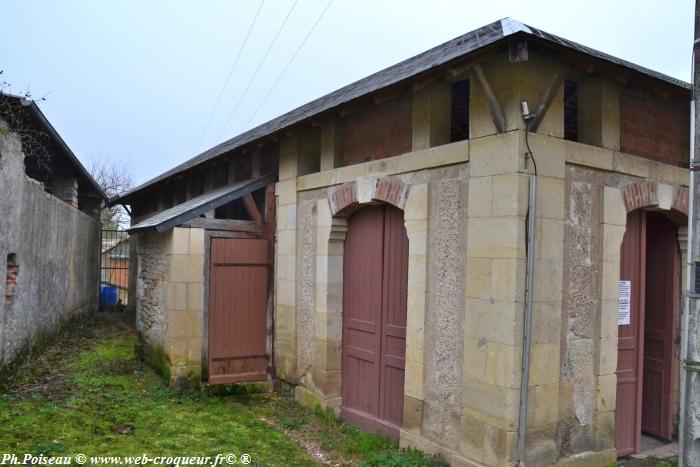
[88,159,133,230]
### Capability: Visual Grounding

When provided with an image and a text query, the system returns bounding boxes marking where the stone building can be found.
[113,19,691,466]
[0,92,105,379]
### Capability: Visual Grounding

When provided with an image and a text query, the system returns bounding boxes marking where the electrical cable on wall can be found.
[524,125,537,255]
[517,99,538,466]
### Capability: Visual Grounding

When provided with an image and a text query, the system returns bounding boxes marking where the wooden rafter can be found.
[527,65,568,132]
[473,64,507,133]
[243,193,263,224]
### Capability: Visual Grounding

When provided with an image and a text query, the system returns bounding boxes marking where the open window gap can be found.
[564,80,579,142]
[450,79,470,142]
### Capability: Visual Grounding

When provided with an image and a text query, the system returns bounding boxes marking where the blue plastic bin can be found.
[100,286,119,305]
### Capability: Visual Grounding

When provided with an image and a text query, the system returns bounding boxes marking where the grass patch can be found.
[0,316,445,466]
[0,317,311,465]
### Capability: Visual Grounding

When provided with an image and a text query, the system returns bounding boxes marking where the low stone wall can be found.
[134,227,205,387]
[0,121,100,379]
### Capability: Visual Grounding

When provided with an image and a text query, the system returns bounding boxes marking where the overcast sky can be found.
[0,0,693,186]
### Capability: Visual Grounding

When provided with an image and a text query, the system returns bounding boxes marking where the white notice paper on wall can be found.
[618,280,631,325]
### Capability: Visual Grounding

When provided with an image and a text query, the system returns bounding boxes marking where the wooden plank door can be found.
[342,205,408,439]
[379,206,408,430]
[616,210,646,456]
[641,212,678,440]
[208,237,269,384]
[342,206,384,429]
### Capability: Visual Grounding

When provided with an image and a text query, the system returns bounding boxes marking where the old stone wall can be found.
[134,227,205,385]
[135,231,171,354]
[422,175,467,446]
[561,159,688,462]
[562,165,605,455]
[290,159,468,453]
[0,119,100,375]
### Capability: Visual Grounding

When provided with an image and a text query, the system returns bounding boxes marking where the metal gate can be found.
[341,205,408,439]
[100,228,130,309]
[208,237,270,384]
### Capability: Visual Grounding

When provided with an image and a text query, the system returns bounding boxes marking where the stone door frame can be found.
[311,176,429,428]
[599,181,688,454]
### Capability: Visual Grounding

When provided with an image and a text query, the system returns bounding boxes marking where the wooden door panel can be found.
[641,212,677,439]
[208,237,269,384]
[616,210,646,456]
[342,207,384,424]
[379,206,408,429]
[342,205,408,439]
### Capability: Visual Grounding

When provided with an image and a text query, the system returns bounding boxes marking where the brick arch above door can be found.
[310,180,429,430]
[621,181,688,216]
[599,184,689,456]
[327,177,409,216]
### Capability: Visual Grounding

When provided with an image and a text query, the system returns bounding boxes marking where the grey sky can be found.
[0,0,693,186]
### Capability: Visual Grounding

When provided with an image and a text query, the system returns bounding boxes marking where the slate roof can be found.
[128,173,274,233]
[0,92,107,200]
[115,17,690,204]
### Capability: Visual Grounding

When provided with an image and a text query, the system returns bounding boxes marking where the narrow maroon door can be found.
[641,212,678,440]
[342,205,408,439]
[616,210,646,456]
[342,207,384,427]
[379,206,409,429]
[208,237,269,384]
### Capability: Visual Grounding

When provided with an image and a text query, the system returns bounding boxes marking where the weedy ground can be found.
[0,315,446,467]
[0,316,675,466]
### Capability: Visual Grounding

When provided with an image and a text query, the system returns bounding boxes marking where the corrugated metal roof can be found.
[116,17,689,203]
[128,173,273,233]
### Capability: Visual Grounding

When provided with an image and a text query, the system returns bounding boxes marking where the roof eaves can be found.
[128,173,274,234]
[114,17,690,203]
[25,100,108,201]
[1,92,108,201]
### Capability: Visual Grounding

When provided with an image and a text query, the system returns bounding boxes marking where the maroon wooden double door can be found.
[616,211,678,455]
[208,237,270,384]
[341,205,408,439]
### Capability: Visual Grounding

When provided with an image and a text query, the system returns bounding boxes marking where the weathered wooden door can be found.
[641,212,678,440]
[616,210,646,456]
[208,237,269,384]
[342,205,408,438]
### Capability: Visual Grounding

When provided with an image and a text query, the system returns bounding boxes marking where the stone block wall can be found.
[0,119,100,377]
[135,227,205,385]
[277,123,688,466]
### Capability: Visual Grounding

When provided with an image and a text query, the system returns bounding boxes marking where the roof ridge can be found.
[115,18,690,203]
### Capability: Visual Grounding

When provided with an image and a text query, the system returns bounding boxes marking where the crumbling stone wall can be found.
[0,119,100,377]
[422,176,467,446]
[135,231,171,354]
[562,162,688,461]
[562,166,604,455]
[134,227,205,386]
[296,199,317,383]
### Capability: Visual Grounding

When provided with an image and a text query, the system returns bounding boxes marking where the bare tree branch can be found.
[88,159,133,230]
